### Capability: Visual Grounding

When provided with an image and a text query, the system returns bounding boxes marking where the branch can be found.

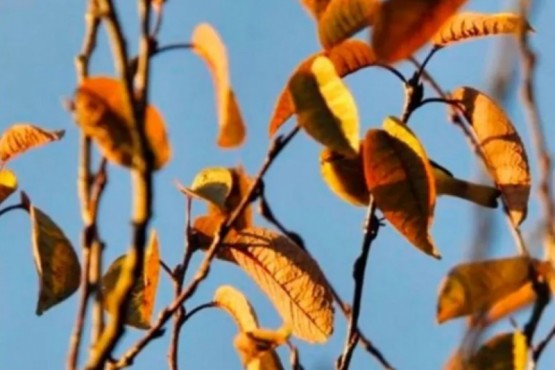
[533,321,555,362]
[337,198,379,370]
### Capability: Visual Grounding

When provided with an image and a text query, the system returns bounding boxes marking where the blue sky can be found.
[1,1,554,369]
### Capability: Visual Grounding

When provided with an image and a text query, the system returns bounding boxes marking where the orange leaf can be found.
[214,285,260,332]
[468,332,528,370]
[371,0,467,63]
[300,0,331,18]
[192,23,246,148]
[234,325,289,369]
[0,124,64,163]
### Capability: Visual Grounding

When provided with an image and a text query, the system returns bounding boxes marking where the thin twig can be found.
[286,341,304,370]
[0,203,25,218]
[153,43,194,57]
[533,322,555,362]
[337,198,379,370]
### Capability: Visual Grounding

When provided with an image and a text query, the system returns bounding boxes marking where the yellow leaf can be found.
[372,0,467,63]
[318,0,381,49]
[363,117,439,258]
[432,12,532,47]
[194,220,334,343]
[468,332,528,370]
[192,23,246,148]
[73,77,172,170]
[102,231,161,329]
[214,285,260,332]
[178,167,234,209]
[269,40,375,137]
[436,256,539,324]
[0,169,17,206]
[234,325,290,369]
[29,204,81,315]
[212,166,254,230]
[452,87,531,226]
[289,56,359,158]
[0,124,64,163]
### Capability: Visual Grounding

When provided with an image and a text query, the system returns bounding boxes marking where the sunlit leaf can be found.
[467,332,529,370]
[371,0,467,63]
[73,76,171,170]
[192,23,246,148]
[0,169,18,206]
[178,167,234,209]
[0,124,64,163]
[213,166,255,230]
[436,256,542,323]
[318,0,381,49]
[195,219,334,343]
[269,40,375,137]
[102,231,161,329]
[289,56,359,158]
[452,87,531,225]
[363,117,439,258]
[234,325,290,369]
[28,202,80,314]
[300,0,330,18]
[432,12,532,47]
[214,285,260,332]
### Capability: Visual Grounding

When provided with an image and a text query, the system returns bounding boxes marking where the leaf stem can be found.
[0,203,25,218]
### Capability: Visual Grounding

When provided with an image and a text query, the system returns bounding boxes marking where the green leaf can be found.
[178,167,234,209]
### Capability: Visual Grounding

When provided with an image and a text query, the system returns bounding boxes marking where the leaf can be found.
[234,325,289,369]
[371,0,468,63]
[178,167,234,209]
[289,56,359,158]
[214,166,255,230]
[436,256,542,324]
[214,285,260,332]
[192,23,246,148]
[195,219,334,343]
[300,0,330,18]
[0,169,18,206]
[73,77,171,170]
[320,144,369,206]
[102,231,161,329]
[317,0,381,49]
[28,203,81,315]
[452,87,531,225]
[270,40,375,137]
[432,12,532,47]
[0,124,64,163]
[363,117,438,258]
[467,332,528,370]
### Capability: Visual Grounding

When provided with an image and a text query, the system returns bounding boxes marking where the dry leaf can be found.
[0,124,64,163]
[178,167,234,209]
[432,12,532,47]
[452,87,531,225]
[195,220,334,343]
[29,204,81,315]
[214,285,260,332]
[289,56,359,158]
[192,23,246,148]
[102,231,161,329]
[371,0,467,63]
[73,76,171,170]
[318,0,381,49]
[467,332,528,370]
[0,169,18,206]
[234,325,289,369]
[436,256,541,324]
[300,0,330,18]
[270,40,375,137]
[212,166,254,230]
[363,118,439,258]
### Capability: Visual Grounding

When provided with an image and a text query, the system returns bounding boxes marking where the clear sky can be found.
[1,1,554,369]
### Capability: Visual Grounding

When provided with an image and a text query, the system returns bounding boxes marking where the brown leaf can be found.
[29,203,81,314]
[467,332,528,370]
[371,0,467,63]
[102,231,161,329]
[0,169,18,206]
[269,40,375,137]
[234,325,289,369]
[192,23,246,148]
[195,220,334,343]
[73,76,172,170]
[452,87,531,225]
[363,117,439,258]
[0,124,64,163]
[214,285,260,332]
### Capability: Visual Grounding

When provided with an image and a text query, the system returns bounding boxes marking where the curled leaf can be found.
[432,12,532,47]
[192,23,246,148]
[467,332,528,370]
[363,117,438,258]
[289,56,359,158]
[0,169,18,206]
[28,202,81,314]
[178,167,234,209]
[371,0,467,63]
[452,87,531,225]
[102,231,161,329]
[195,219,334,343]
[73,77,171,170]
[214,285,259,332]
[234,325,289,369]
[270,40,375,137]
[0,124,64,163]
